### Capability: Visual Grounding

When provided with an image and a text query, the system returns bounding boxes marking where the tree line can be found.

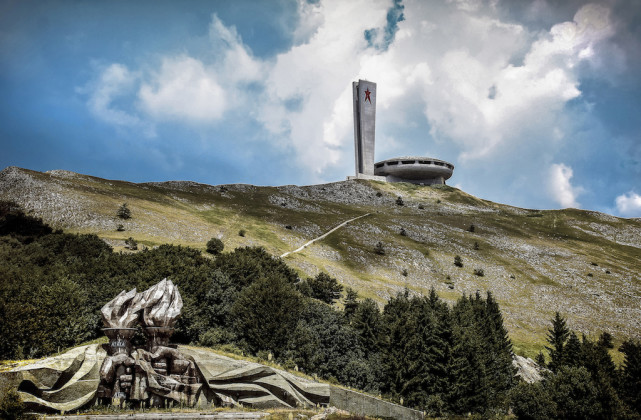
[1,201,640,418]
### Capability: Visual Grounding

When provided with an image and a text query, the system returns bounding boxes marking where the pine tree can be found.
[117,203,131,219]
[351,298,382,357]
[483,292,516,407]
[448,294,488,414]
[618,340,641,414]
[563,331,581,367]
[343,287,359,320]
[546,312,570,372]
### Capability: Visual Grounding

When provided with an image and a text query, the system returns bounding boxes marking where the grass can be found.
[3,167,640,361]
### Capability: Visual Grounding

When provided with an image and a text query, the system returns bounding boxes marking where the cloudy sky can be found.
[1,0,640,216]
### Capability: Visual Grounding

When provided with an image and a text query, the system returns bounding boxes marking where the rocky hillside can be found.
[1,166,639,357]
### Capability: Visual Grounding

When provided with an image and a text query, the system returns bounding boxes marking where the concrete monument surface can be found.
[0,279,329,412]
[349,78,455,185]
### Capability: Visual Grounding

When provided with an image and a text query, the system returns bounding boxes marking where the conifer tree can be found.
[448,294,488,414]
[546,312,570,372]
[343,287,359,320]
[618,340,641,414]
[563,331,582,367]
[483,292,516,406]
[351,298,382,357]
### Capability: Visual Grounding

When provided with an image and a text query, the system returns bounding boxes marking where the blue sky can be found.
[1,0,640,217]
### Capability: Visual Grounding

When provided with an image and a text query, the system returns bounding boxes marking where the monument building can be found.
[350,79,454,185]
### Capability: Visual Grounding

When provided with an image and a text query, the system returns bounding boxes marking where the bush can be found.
[469,224,476,232]
[418,204,425,209]
[304,272,343,304]
[374,241,385,255]
[238,229,246,237]
[117,203,131,220]
[474,268,484,277]
[116,224,125,232]
[509,381,557,420]
[474,241,480,250]
[454,255,463,267]
[199,328,235,347]
[376,192,383,197]
[400,227,407,236]
[0,385,28,420]
[401,269,408,277]
[396,196,404,206]
[124,237,138,250]
[547,366,604,419]
[206,237,224,255]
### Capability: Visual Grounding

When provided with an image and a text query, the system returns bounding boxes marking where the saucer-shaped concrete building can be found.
[374,156,454,185]
[350,79,454,185]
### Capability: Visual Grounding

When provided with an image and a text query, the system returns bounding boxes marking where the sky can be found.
[1,0,640,217]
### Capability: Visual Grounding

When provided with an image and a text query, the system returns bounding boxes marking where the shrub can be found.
[454,255,463,267]
[206,237,224,255]
[0,385,27,420]
[474,241,480,250]
[116,224,125,232]
[509,381,557,420]
[117,203,131,220]
[376,192,383,197]
[418,204,425,209]
[374,241,385,255]
[199,328,235,347]
[436,199,441,204]
[124,237,138,250]
[285,225,293,230]
[469,224,476,233]
[400,227,407,236]
[238,229,246,237]
[401,269,408,277]
[304,272,344,304]
[396,196,404,206]
[474,268,484,277]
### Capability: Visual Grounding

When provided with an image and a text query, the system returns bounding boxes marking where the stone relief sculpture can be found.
[97,279,201,408]
[1,278,330,412]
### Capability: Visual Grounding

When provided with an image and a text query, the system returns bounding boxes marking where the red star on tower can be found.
[364,88,372,104]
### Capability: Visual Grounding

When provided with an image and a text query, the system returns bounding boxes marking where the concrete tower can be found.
[352,79,377,177]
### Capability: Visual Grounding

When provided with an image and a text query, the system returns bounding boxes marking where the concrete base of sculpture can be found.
[346,174,387,182]
[0,344,330,412]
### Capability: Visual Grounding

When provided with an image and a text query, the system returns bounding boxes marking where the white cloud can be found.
[85,15,264,129]
[548,163,583,208]
[139,56,228,122]
[615,191,641,217]
[139,15,263,123]
[84,63,155,137]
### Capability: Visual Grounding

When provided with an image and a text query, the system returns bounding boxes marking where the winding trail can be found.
[280,213,371,258]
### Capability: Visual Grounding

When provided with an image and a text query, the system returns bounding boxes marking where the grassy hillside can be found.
[1,166,639,358]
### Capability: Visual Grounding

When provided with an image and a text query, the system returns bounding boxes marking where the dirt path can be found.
[280,213,371,258]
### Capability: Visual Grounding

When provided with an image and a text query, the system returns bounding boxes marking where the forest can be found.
[0,200,640,418]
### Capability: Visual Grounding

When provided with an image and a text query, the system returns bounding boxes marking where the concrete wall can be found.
[330,386,424,420]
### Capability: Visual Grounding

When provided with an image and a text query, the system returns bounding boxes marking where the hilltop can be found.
[1,166,639,357]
